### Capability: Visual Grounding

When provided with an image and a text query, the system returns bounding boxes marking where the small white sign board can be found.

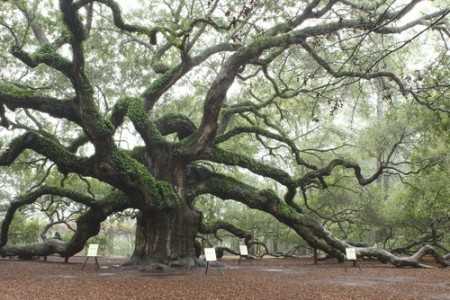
[345,248,357,260]
[239,245,248,256]
[87,244,99,257]
[204,248,217,262]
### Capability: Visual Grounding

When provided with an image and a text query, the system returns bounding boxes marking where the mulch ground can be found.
[1,255,449,299]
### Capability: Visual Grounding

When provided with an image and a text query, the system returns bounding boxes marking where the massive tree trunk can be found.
[124,150,203,268]
[128,202,200,268]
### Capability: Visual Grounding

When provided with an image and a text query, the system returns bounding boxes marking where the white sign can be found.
[239,245,248,256]
[345,248,357,260]
[204,248,217,262]
[87,244,99,257]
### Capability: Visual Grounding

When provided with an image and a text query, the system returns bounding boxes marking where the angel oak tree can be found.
[0,0,449,268]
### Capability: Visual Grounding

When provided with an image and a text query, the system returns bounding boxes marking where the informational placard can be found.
[87,244,99,257]
[345,248,357,260]
[204,248,217,262]
[239,245,248,256]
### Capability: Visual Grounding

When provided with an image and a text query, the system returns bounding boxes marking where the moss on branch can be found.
[111,97,165,146]
[200,219,252,239]
[212,147,293,185]
[0,132,90,176]
[109,149,179,210]
[10,44,73,77]
[0,83,36,98]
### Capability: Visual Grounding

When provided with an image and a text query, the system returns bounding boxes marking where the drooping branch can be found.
[0,189,130,258]
[191,173,450,267]
[190,173,347,260]
[199,218,253,241]
[357,245,450,268]
[298,158,384,188]
[0,186,96,247]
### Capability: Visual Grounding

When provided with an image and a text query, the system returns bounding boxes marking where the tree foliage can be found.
[0,0,449,268]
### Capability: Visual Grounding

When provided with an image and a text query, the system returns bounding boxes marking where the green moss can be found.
[142,68,176,98]
[0,83,35,98]
[33,44,72,72]
[128,97,148,128]
[110,149,151,179]
[274,199,298,220]
[40,136,88,173]
[238,36,272,58]
[92,117,114,137]
[110,149,179,210]
[96,190,129,207]
[151,60,169,73]
[126,146,145,161]
[113,97,132,114]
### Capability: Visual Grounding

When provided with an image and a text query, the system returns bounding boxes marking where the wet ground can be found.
[0,256,449,299]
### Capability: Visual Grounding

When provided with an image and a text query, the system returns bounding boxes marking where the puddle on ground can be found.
[97,273,115,276]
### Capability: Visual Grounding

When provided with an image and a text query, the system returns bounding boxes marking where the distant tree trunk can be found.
[273,239,278,253]
[375,78,389,188]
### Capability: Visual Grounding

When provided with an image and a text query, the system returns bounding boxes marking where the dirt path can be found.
[1,256,449,299]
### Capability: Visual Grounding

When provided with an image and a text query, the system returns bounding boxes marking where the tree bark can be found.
[127,202,201,268]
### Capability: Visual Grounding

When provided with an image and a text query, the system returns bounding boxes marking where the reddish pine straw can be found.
[1,256,449,299]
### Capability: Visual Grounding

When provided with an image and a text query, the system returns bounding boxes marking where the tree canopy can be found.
[0,0,449,268]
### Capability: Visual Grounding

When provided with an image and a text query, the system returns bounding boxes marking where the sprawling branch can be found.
[209,147,294,186]
[189,173,347,260]
[298,158,384,188]
[199,219,252,240]
[0,132,91,175]
[74,0,153,35]
[10,45,74,79]
[190,173,450,267]
[0,189,130,258]
[0,85,80,125]
[0,186,96,247]
[215,126,317,169]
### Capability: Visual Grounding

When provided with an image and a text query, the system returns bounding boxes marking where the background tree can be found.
[0,0,449,268]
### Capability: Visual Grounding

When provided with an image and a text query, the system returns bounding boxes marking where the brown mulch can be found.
[0,256,449,300]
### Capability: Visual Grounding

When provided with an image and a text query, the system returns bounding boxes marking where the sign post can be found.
[345,248,362,272]
[204,248,223,275]
[82,244,100,270]
[238,245,252,266]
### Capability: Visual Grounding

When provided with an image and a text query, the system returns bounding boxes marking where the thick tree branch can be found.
[10,45,73,79]
[0,186,96,247]
[199,219,252,240]
[111,97,166,151]
[215,126,317,170]
[0,132,91,175]
[155,113,197,140]
[0,85,80,125]
[0,189,130,258]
